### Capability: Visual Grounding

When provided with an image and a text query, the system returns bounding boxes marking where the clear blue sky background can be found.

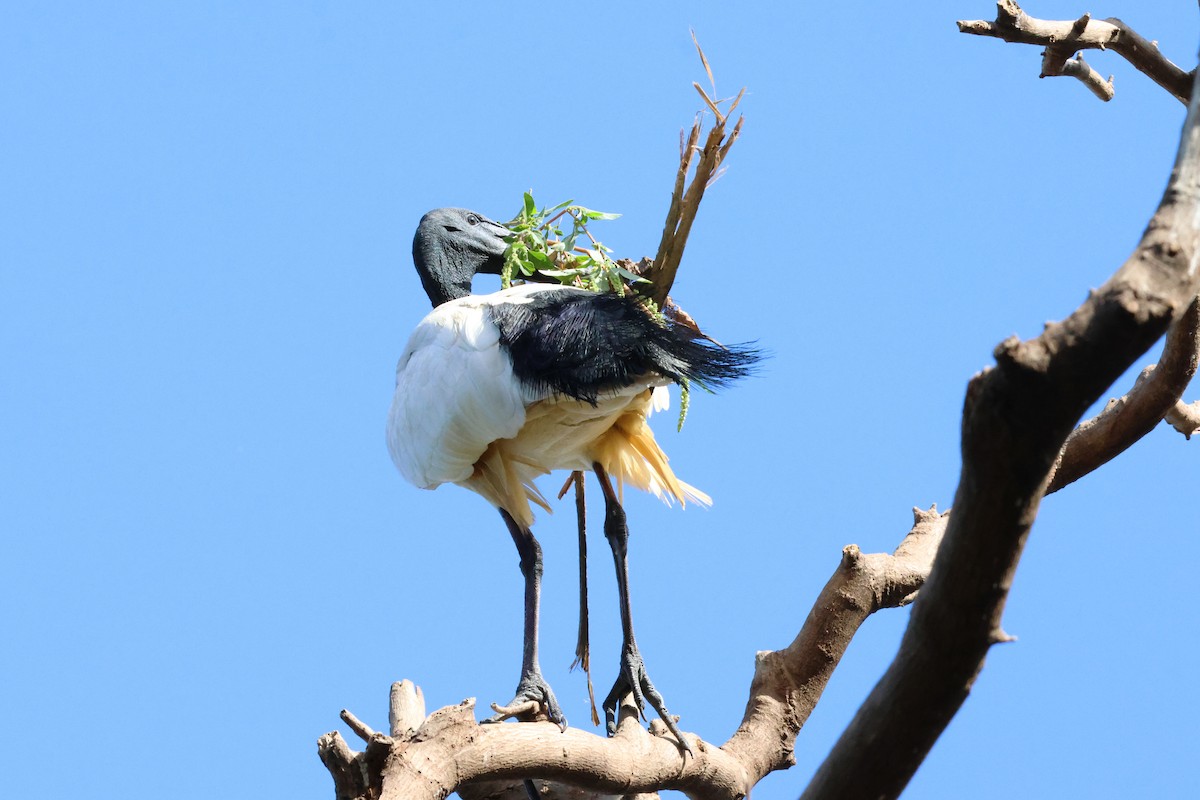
[3,3,1196,798]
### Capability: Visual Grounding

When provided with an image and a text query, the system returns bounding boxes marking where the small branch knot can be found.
[994,335,1050,373]
[911,505,940,525]
[989,628,1019,645]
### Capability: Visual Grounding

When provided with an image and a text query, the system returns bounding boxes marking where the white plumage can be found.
[387,288,528,490]
[387,282,708,528]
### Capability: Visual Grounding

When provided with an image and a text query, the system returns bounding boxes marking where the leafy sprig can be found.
[501,192,648,295]
[501,191,693,431]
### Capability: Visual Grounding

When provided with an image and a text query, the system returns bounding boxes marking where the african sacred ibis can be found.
[387,207,759,746]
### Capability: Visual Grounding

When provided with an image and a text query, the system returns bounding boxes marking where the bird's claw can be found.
[485,670,567,731]
[602,644,692,756]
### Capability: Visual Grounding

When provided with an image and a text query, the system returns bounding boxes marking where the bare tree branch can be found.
[645,48,744,308]
[1058,52,1115,101]
[958,1,1193,103]
[389,679,426,737]
[1166,397,1200,437]
[317,509,950,800]
[1046,295,1200,491]
[341,709,378,742]
[799,41,1200,800]
[721,508,947,785]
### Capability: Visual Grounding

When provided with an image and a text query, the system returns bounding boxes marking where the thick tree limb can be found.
[958,1,1193,103]
[461,780,643,800]
[799,40,1200,800]
[317,509,950,800]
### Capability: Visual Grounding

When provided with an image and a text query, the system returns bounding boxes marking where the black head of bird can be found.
[412,207,510,307]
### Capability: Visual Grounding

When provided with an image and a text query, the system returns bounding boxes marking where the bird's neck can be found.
[414,236,474,307]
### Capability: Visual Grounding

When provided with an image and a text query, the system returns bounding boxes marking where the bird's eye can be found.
[466,214,481,226]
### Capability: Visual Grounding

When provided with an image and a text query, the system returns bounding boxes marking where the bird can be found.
[387,206,759,749]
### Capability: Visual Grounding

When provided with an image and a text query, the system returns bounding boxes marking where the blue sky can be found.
[3,3,1197,798]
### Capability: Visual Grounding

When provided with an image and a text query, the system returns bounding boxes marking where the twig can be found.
[341,708,377,743]
[1166,398,1200,438]
[692,28,716,96]
[958,1,1191,103]
[646,40,744,307]
[1058,53,1115,101]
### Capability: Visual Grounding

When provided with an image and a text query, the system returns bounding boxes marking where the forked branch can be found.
[644,36,744,307]
[958,1,1193,102]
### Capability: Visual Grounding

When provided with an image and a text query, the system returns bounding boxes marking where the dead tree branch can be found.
[721,509,948,785]
[317,510,949,800]
[644,38,744,307]
[1047,295,1200,491]
[958,1,1193,103]
[1166,397,1200,437]
[799,43,1200,800]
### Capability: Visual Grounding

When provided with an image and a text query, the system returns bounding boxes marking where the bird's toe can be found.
[485,671,567,731]
[602,646,691,756]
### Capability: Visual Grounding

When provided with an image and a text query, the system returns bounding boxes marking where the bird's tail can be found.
[648,318,764,393]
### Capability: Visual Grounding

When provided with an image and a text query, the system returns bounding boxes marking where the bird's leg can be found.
[567,471,600,725]
[592,464,691,755]
[486,509,566,731]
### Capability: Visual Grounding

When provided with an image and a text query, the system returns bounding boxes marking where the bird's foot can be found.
[603,643,692,756]
[486,670,567,731]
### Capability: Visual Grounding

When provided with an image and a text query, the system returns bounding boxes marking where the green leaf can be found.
[615,267,651,284]
[606,270,624,295]
[576,206,620,221]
